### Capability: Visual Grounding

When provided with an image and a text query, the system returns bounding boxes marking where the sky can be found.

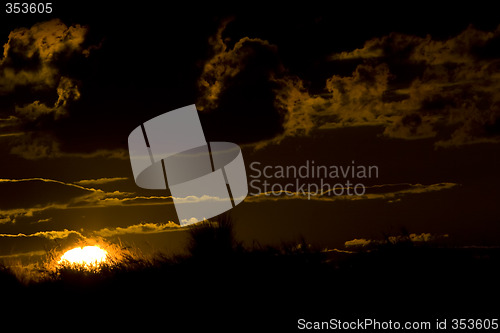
[0,2,499,264]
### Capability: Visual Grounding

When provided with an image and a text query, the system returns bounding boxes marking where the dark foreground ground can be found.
[1,222,499,331]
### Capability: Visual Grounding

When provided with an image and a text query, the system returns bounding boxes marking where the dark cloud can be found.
[14,76,81,121]
[197,19,284,143]
[8,133,61,159]
[0,19,118,159]
[325,24,500,147]
[0,177,230,225]
[199,22,500,148]
[93,222,180,238]
[0,229,84,259]
[0,177,130,223]
[74,177,128,186]
[344,232,449,248]
[8,134,127,160]
[0,19,87,93]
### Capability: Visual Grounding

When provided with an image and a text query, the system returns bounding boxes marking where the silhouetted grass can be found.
[186,214,241,260]
[1,222,499,330]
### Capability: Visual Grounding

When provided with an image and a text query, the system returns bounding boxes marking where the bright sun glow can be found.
[59,246,108,267]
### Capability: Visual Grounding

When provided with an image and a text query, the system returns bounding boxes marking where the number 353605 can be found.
[451,319,498,330]
[6,3,52,14]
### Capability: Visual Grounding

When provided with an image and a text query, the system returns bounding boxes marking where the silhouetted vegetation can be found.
[1,220,499,330]
[186,214,241,259]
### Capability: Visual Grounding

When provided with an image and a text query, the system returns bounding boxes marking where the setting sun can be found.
[59,246,108,268]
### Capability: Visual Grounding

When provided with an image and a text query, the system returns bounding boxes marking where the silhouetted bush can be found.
[186,214,241,260]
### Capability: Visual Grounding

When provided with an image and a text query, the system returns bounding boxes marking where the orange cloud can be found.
[264,63,396,147]
[328,25,500,146]
[197,18,277,112]
[0,19,113,159]
[0,19,87,92]
[14,76,83,121]
[0,177,175,224]
[344,233,449,248]
[93,222,181,238]
[0,229,84,240]
[74,178,128,186]
[200,21,500,148]
[344,238,372,247]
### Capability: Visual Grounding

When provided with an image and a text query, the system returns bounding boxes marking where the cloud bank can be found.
[0,19,87,93]
[344,233,450,248]
[198,22,500,148]
[0,19,124,160]
[93,222,181,238]
[0,177,245,224]
[245,182,459,203]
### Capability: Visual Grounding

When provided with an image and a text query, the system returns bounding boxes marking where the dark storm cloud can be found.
[14,76,81,121]
[326,25,500,147]
[196,19,284,143]
[197,19,279,112]
[0,20,85,122]
[199,22,500,148]
[0,19,87,93]
[0,19,121,159]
